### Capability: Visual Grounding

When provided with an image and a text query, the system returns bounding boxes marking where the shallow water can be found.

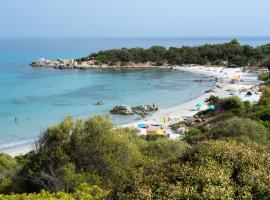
[0,37,269,149]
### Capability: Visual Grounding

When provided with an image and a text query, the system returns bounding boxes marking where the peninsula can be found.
[31,39,270,69]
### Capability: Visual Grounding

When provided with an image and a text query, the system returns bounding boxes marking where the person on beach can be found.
[15,117,18,123]
[96,99,104,105]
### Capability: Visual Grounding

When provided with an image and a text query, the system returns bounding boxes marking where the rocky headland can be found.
[31,58,156,69]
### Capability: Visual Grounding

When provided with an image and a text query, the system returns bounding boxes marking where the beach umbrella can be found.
[196,103,205,108]
[137,123,148,128]
[208,105,215,110]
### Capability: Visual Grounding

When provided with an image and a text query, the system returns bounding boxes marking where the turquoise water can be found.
[0,37,269,149]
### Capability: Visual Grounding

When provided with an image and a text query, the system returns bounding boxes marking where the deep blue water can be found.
[0,37,269,150]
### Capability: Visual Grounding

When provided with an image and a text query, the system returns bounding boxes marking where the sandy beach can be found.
[1,66,261,157]
[121,66,261,136]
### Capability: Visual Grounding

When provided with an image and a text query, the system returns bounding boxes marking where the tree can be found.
[230,38,240,45]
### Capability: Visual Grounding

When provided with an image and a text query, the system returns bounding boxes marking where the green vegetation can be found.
[186,117,268,145]
[0,183,107,200]
[0,116,190,198]
[78,39,270,68]
[259,72,270,81]
[1,85,270,198]
[112,140,270,199]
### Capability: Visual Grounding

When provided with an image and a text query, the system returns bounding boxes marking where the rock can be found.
[176,127,187,134]
[131,104,158,115]
[205,88,215,93]
[110,104,158,116]
[30,58,156,70]
[110,105,133,115]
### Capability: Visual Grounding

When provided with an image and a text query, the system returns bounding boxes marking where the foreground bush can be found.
[0,183,107,200]
[112,140,270,199]
[14,115,189,193]
[0,154,20,193]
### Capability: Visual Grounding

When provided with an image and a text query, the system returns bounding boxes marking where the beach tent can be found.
[246,91,252,96]
[146,126,165,135]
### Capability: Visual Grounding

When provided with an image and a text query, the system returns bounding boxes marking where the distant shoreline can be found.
[31,59,158,69]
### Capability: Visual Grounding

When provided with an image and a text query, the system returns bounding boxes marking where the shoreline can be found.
[120,66,261,134]
[0,66,261,157]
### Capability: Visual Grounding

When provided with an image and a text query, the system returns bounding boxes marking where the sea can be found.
[0,37,269,151]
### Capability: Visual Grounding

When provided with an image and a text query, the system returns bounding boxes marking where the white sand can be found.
[1,66,261,157]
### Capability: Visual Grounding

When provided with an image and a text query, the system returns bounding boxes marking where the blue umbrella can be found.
[196,103,205,107]
[208,105,215,110]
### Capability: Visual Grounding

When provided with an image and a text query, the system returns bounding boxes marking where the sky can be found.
[0,0,269,38]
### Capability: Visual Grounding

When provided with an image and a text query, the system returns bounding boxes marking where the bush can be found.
[0,183,107,200]
[204,95,220,105]
[141,139,190,160]
[0,154,19,193]
[217,96,245,114]
[207,117,268,145]
[258,72,270,81]
[258,87,270,105]
[17,116,147,192]
[15,116,190,193]
[183,126,210,144]
[112,140,270,199]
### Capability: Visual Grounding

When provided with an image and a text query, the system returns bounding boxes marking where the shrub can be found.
[217,96,245,114]
[0,154,19,193]
[0,183,107,200]
[18,116,147,192]
[207,117,268,145]
[258,72,270,81]
[141,139,190,160]
[183,126,210,144]
[112,140,270,199]
[258,87,270,105]
[205,95,220,105]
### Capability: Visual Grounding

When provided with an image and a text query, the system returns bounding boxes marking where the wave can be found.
[0,139,36,151]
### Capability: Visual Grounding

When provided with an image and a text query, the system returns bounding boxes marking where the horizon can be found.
[1,36,270,39]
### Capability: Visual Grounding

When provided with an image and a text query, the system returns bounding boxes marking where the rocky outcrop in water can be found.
[131,105,158,116]
[110,104,158,116]
[110,105,133,115]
